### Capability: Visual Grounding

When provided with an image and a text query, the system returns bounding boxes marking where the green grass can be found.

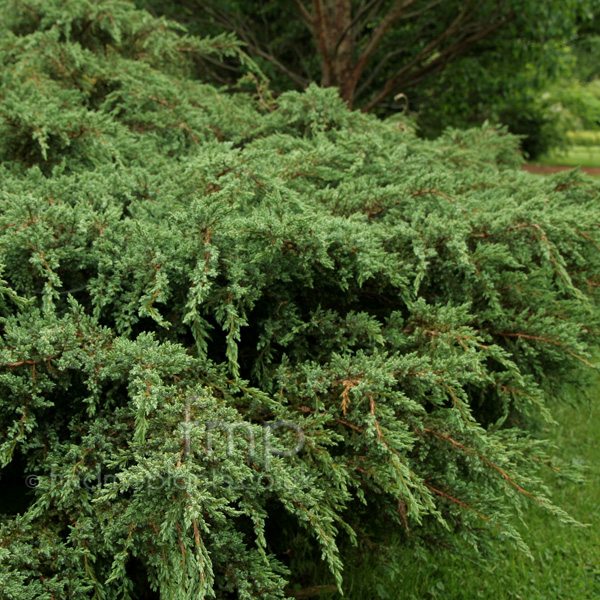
[537,145,600,169]
[311,380,600,600]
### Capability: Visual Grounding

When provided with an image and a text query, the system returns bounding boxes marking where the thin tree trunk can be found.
[311,0,354,103]
[290,1,515,111]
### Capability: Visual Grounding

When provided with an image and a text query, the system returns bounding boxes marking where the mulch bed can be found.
[522,164,600,176]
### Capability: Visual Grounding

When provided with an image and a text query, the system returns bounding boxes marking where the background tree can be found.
[138,1,598,110]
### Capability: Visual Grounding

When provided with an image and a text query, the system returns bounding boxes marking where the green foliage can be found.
[1,2,600,598]
[538,146,600,170]
[414,39,581,158]
[567,130,600,146]
[548,79,600,133]
[315,386,600,599]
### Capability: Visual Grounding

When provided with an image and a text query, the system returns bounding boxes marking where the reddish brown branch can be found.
[422,428,542,502]
[2,355,59,368]
[423,482,489,521]
[292,0,314,26]
[311,0,335,86]
[345,0,420,102]
[497,332,593,367]
[411,189,455,203]
[369,393,384,439]
[363,3,511,110]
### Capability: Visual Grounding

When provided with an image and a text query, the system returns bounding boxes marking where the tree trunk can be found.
[311,0,356,105]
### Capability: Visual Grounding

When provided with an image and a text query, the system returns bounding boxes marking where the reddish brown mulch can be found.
[522,164,600,176]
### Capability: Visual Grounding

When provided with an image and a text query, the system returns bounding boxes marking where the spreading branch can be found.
[362,0,513,110]
[292,0,314,27]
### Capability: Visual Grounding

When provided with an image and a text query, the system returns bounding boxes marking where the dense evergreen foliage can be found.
[0,2,599,598]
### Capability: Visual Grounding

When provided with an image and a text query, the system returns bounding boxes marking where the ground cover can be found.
[535,146,600,170]
[316,378,600,599]
[1,2,600,597]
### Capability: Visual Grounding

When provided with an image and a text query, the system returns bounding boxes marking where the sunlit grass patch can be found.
[538,145,600,169]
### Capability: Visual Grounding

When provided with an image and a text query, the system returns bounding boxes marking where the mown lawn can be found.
[316,378,600,599]
[537,145,600,169]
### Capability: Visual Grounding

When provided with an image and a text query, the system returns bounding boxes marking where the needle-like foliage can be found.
[0,2,599,598]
